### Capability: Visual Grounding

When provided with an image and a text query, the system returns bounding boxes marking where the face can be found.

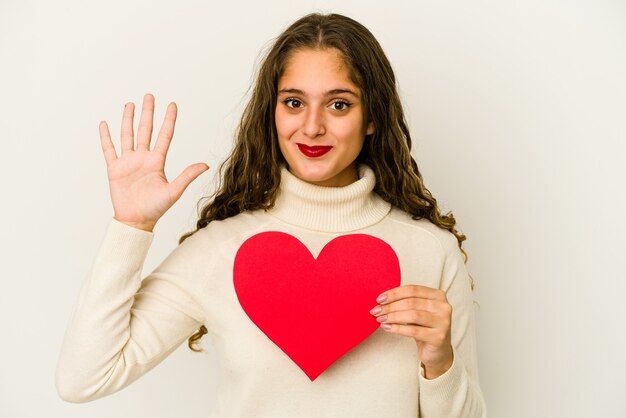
[275,48,375,187]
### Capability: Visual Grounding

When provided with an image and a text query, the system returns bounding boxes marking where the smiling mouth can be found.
[296,143,333,158]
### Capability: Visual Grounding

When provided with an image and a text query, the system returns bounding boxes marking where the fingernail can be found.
[381,323,392,330]
[376,294,387,303]
[370,306,382,315]
[376,314,387,323]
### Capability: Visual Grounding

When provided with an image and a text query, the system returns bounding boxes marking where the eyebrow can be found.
[277,88,360,98]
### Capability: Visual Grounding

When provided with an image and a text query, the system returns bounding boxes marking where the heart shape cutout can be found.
[233,231,400,381]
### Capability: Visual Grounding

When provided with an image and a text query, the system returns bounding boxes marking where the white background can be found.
[1,0,625,417]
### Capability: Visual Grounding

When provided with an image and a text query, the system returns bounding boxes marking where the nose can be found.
[302,107,325,138]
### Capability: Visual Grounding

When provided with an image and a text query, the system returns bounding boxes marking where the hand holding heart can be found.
[370,285,454,380]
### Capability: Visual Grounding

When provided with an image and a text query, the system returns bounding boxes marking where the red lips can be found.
[297,143,332,158]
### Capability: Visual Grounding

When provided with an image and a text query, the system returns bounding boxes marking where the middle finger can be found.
[136,93,155,151]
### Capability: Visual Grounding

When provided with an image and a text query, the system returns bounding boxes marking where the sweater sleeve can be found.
[55,218,207,403]
[417,233,487,417]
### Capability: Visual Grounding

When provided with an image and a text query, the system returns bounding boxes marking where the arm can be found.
[55,218,207,403]
[417,234,487,417]
[57,93,211,402]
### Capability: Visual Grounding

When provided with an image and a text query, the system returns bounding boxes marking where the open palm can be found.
[99,93,209,231]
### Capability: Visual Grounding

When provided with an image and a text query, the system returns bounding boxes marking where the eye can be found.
[283,98,302,109]
[331,100,352,111]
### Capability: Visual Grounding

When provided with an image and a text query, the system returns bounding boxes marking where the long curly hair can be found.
[181,12,474,352]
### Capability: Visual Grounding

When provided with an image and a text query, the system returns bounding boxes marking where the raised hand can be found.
[99,93,209,232]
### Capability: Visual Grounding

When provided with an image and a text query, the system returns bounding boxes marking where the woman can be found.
[56,12,486,417]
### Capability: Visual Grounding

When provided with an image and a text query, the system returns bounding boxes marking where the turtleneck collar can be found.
[266,164,391,232]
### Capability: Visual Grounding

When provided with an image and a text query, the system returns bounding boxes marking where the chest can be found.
[199,223,443,383]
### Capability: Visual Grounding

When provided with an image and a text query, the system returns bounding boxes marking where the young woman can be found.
[56,12,486,417]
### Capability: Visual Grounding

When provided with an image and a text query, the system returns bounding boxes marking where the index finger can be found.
[153,102,177,158]
[376,284,446,304]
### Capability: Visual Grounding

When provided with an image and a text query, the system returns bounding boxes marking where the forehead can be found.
[278,48,359,92]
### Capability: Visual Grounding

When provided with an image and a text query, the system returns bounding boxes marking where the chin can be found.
[293,164,358,187]
[293,165,334,183]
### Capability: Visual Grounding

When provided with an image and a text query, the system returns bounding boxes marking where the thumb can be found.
[169,163,210,201]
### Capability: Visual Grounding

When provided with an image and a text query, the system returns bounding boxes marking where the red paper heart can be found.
[233,232,400,381]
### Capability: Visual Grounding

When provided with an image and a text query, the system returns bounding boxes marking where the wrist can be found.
[113,217,156,232]
[421,353,454,380]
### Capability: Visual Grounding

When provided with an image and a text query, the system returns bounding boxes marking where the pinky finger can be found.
[99,120,118,166]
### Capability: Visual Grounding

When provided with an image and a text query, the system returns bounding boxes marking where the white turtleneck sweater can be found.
[56,165,486,417]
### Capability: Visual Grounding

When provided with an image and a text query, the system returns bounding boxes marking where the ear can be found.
[366,121,375,135]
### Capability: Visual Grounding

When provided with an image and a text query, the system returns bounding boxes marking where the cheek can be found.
[275,108,298,140]
[333,117,365,142]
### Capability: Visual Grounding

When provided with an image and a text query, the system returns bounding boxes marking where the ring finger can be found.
[375,309,437,328]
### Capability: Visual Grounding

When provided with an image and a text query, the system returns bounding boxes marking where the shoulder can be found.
[386,206,460,256]
[387,207,471,292]
[181,210,274,248]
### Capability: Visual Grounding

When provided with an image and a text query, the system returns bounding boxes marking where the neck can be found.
[266,164,391,232]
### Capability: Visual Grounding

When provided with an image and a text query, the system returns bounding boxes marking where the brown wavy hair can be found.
[181,12,474,352]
